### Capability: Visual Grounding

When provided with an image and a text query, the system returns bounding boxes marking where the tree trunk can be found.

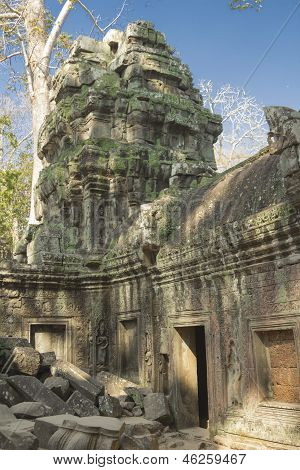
[24,0,50,224]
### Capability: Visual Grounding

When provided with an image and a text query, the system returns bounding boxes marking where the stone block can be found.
[34,414,80,449]
[0,427,38,450]
[132,406,143,417]
[7,376,73,415]
[40,352,57,368]
[44,376,70,400]
[0,337,30,368]
[120,416,163,437]
[120,433,159,450]
[98,395,123,418]
[51,360,104,404]
[143,393,172,425]
[10,346,41,376]
[0,403,17,425]
[0,379,23,406]
[10,402,52,419]
[67,391,99,417]
[124,387,144,407]
[48,416,125,450]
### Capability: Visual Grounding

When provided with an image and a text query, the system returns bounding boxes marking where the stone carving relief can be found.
[227,339,242,408]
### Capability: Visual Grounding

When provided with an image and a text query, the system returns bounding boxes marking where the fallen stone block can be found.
[0,379,23,406]
[124,387,144,407]
[0,403,17,424]
[7,376,73,415]
[0,338,31,368]
[51,360,104,403]
[132,406,143,417]
[40,352,56,368]
[120,433,159,450]
[7,419,35,434]
[44,376,70,400]
[98,395,122,418]
[10,347,41,376]
[10,402,52,419]
[96,371,139,397]
[67,391,99,417]
[48,416,125,450]
[143,393,172,425]
[34,414,80,449]
[120,416,163,438]
[0,427,38,450]
[120,400,135,411]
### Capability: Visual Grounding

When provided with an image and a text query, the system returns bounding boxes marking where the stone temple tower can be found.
[15,20,222,267]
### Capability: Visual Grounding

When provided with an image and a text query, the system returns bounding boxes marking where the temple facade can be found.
[0,21,299,449]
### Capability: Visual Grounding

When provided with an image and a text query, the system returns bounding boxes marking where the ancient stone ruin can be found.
[0,21,299,450]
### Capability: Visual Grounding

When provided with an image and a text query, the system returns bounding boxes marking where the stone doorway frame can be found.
[116,311,142,384]
[169,311,218,434]
[22,316,74,363]
[248,313,300,408]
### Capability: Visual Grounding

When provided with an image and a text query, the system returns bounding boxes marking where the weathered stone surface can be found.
[34,414,80,449]
[10,347,41,376]
[120,400,135,411]
[0,337,31,370]
[44,376,70,400]
[120,416,163,437]
[124,387,144,407]
[143,393,171,425]
[40,352,57,368]
[132,406,143,417]
[0,427,38,450]
[48,416,125,450]
[51,360,104,403]
[98,395,123,418]
[119,416,162,449]
[67,391,99,417]
[0,403,17,424]
[96,371,139,397]
[7,376,73,415]
[120,433,159,450]
[11,402,52,419]
[0,379,23,406]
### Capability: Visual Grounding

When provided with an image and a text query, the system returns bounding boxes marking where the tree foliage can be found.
[230,0,263,10]
[0,94,32,257]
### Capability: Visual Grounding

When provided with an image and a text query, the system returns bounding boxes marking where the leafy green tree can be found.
[0,154,32,258]
[0,96,33,257]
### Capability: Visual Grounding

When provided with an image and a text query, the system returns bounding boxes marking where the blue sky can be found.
[3,1,300,109]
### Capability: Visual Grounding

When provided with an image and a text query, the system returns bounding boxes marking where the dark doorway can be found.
[195,326,209,428]
[119,319,139,383]
[173,325,209,429]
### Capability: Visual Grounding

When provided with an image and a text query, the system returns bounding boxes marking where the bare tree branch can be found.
[0,13,19,20]
[0,50,22,63]
[76,0,105,34]
[10,129,33,159]
[77,0,127,35]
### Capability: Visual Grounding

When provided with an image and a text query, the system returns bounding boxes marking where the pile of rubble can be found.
[0,337,173,450]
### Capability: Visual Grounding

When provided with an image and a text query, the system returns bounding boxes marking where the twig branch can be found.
[0,50,22,63]
[10,130,33,159]
[77,0,127,35]
[76,0,105,34]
